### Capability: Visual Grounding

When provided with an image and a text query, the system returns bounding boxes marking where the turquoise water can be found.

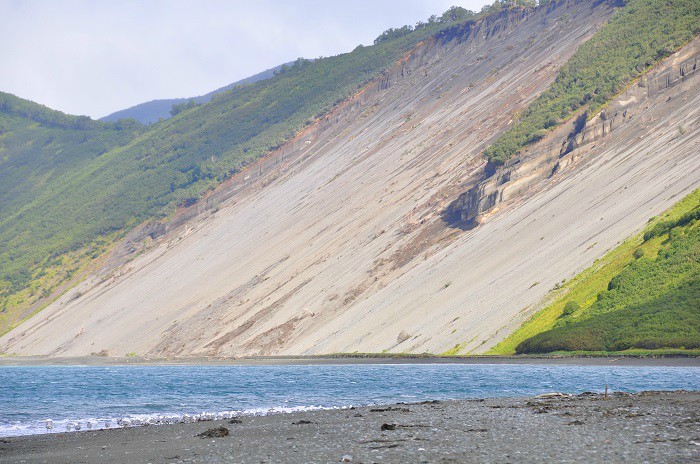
[0,364,697,437]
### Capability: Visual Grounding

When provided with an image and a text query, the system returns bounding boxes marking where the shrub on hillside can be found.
[559,301,580,318]
[484,0,700,164]
[516,219,700,354]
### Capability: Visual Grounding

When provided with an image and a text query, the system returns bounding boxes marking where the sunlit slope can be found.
[99,62,286,124]
[491,190,700,355]
[1,0,613,356]
[0,10,478,333]
[3,1,698,357]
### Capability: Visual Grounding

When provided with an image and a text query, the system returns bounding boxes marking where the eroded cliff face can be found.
[448,41,700,227]
[3,0,698,358]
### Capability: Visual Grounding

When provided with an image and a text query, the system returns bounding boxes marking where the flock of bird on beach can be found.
[43,411,239,433]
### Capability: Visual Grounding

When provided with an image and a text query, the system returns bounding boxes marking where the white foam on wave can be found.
[0,404,351,438]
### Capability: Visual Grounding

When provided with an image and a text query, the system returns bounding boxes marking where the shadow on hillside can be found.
[440,199,478,231]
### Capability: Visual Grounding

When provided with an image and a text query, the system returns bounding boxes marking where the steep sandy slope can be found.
[2,0,698,357]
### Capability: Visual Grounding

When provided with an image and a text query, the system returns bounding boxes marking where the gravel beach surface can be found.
[1,391,698,463]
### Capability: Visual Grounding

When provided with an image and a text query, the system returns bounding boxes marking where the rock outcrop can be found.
[448,41,700,227]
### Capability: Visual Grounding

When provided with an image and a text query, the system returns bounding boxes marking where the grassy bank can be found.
[490,190,700,355]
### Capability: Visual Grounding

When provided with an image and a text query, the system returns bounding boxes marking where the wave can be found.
[0,404,351,438]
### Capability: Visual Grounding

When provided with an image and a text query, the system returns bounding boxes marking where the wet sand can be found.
[1,354,698,367]
[1,391,698,463]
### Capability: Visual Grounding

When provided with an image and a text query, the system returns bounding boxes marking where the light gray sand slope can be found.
[1,391,698,463]
[1,1,699,357]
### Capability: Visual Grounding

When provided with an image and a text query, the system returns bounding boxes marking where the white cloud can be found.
[0,0,488,118]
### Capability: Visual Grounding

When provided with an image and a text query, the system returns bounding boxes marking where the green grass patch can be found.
[0,230,121,335]
[490,190,700,355]
[521,348,700,357]
[440,342,468,356]
[517,278,700,352]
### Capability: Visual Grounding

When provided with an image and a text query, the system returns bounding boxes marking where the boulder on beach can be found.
[196,426,229,438]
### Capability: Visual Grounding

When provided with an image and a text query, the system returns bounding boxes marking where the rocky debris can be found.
[369,443,401,449]
[292,420,314,425]
[397,330,411,343]
[196,426,229,438]
[535,392,572,399]
[369,407,410,413]
[2,391,699,463]
[380,422,429,431]
[228,418,242,424]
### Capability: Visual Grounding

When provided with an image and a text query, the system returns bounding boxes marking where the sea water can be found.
[0,363,697,437]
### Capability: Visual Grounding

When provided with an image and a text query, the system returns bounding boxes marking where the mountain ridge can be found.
[99,63,290,124]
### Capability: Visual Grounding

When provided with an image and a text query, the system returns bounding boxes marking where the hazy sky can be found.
[1,0,489,118]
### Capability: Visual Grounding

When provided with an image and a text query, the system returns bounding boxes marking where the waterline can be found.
[1,363,698,437]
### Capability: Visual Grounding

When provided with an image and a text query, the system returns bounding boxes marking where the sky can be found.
[0,0,489,119]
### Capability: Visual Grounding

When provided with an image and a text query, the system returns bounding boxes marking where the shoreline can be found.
[1,391,697,463]
[1,353,699,367]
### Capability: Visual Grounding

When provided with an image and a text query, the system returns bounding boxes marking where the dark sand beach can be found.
[1,391,698,463]
[1,354,699,367]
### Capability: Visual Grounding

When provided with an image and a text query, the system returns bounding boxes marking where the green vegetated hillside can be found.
[0,93,143,222]
[0,93,145,319]
[0,3,519,334]
[100,62,289,124]
[484,0,700,164]
[491,190,700,355]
